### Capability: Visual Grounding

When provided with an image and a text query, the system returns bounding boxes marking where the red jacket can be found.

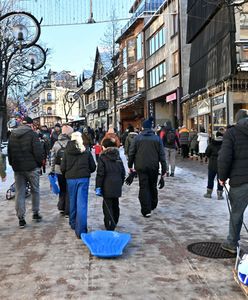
[93,144,102,155]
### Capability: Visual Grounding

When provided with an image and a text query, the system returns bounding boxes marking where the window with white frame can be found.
[122,79,128,98]
[137,69,144,91]
[136,33,143,60]
[127,39,135,64]
[122,47,127,68]
[148,27,165,57]
[148,61,166,88]
[47,93,52,101]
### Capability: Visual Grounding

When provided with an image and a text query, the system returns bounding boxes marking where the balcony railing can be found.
[86,99,108,114]
[120,0,164,36]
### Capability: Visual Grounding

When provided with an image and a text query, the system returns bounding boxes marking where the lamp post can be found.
[0,11,46,142]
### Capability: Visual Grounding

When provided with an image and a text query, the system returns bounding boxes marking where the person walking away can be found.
[218,109,248,254]
[161,121,180,177]
[128,117,166,217]
[189,128,198,159]
[101,125,121,148]
[124,125,138,157]
[0,150,6,181]
[204,130,224,199]
[179,126,190,158]
[51,123,61,148]
[38,133,50,174]
[82,127,93,151]
[197,127,209,163]
[93,141,102,163]
[95,138,125,230]
[50,125,74,216]
[8,117,44,228]
[61,132,96,238]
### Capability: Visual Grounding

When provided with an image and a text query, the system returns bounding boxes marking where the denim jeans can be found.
[164,148,176,173]
[15,168,40,219]
[226,183,248,246]
[67,178,89,237]
[207,169,223,191]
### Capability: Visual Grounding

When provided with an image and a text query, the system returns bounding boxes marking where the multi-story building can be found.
[184,1,248,135]
[116,0,164,131]
[77,48,109,129]
[144,0,181,127]
[25,70,80,128]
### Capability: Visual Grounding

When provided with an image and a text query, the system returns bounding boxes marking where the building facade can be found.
[184,1,248,136]
[25,70,80,128]
[116,0,164,131]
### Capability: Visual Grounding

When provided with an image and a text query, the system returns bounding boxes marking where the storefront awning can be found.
[118,92,144,109]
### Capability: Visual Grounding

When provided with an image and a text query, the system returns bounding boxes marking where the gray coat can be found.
[50,134,70,174]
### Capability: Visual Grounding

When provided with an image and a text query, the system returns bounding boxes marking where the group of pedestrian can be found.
[5,109,248,257]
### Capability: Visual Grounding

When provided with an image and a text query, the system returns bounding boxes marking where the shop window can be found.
[172,51,179,76]
[213,108,226,131]
[127,39,136,64]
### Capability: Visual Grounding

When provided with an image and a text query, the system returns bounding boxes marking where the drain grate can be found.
[187,242,237,259]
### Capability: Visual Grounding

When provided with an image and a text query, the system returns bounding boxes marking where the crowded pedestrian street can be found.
[0,149,247,300]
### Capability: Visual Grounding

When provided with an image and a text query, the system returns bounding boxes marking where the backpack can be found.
[55,142,66,165]
[165,130,176,145]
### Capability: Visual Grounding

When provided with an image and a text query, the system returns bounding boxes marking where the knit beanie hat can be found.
[62,125,74,136]
[142,116,153,129]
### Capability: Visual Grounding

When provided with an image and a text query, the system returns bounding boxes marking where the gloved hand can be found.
[125,171,137,186]
[95,187,102,196]
[158,176,165,189]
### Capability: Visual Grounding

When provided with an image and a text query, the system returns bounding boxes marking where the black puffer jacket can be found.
[96,147,125,198]
[8,125,43,172]
[128,129,166,175]
[218,118,248,187]
[60,141,96,179]
[205,137,223,172]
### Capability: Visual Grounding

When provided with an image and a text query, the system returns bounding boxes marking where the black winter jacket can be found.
[60,141,96,179]
[128,129,166,175]
[96,147,125,198]
[8,125,43,172]
[205,137,223,172]
[218,118,248,187]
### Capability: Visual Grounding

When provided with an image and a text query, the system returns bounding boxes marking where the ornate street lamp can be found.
[0,11,47,142]
[63,90,82,123]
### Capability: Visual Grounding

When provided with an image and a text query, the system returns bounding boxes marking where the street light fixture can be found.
[0,11,46,142]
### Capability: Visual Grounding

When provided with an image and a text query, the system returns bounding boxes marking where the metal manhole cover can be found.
[187,242,237,259]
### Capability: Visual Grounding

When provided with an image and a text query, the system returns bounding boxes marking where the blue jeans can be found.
[14,168,40,219]
[67,178,89,237]
[207,169,223,191]
[226,183,248,246]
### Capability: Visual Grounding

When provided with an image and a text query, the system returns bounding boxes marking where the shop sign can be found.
[197,99,210,115]
[166,92,177,103]
[212,95,225,106]
[148,101,155,118]
[189,106,198,118]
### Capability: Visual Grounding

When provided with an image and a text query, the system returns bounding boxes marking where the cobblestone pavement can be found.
[0,149,247,300]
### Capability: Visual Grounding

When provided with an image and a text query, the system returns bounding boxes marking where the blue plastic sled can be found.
[81,230,131,258]
[48,174,60,195]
